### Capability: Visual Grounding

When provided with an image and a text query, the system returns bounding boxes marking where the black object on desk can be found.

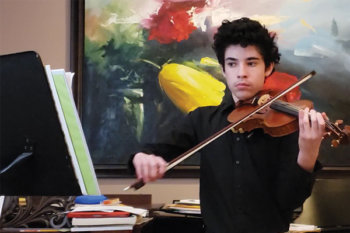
[140,210,204,233]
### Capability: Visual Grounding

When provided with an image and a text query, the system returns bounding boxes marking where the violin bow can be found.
[124,71,316,191]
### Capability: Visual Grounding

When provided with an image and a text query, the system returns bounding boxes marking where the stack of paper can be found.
[163,199,201,215]
[71,204,148,217]
[289,223,321,232]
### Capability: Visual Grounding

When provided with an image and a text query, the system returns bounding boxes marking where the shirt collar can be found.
[220,88,236,113]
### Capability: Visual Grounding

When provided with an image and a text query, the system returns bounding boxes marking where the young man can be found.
[131,18,326,233]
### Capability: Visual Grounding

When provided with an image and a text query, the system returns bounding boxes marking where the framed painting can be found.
[71,0,350,178]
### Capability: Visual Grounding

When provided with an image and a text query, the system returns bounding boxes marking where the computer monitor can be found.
[0,51,95,195]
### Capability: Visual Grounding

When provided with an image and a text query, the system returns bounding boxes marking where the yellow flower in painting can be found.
[200,57,220,67]
[158,63,226,113]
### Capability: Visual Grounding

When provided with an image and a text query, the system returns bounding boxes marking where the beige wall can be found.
[0,0,199,204]
[100,178,199,204]
[0,0,70,70]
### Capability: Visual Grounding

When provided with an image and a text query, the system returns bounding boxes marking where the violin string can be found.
[274,100,341,136]
[276,100,335,130]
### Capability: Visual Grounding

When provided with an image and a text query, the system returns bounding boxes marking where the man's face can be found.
[223,45,273,102]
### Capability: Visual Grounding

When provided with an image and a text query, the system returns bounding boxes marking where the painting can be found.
[76,0,350,176]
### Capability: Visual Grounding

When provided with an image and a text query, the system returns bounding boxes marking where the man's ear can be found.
[265,63,274,77]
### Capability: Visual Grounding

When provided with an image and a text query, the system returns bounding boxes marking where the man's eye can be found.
[227,62,237,67]
[248,62,257,66]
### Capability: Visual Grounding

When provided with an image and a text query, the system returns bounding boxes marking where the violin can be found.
[124,71,349,191]
[228,93,349,147]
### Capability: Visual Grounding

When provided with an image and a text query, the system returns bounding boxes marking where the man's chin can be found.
[237,95,255,102]
[231,91,257,103]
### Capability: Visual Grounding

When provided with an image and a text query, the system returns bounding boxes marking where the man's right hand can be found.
[132,152,168,183]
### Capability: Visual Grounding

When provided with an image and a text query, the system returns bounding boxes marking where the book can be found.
[71,215,137,226]
[70,225,133,232]
[163,204,201,215]
[45,66,100,195]
[67,211,131,218]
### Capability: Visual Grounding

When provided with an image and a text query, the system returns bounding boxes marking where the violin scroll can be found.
[324,119,350,147]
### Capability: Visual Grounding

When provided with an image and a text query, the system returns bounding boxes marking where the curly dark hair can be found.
[212,17,280,71]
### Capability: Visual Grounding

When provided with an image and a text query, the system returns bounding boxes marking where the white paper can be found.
[71,205,148,217]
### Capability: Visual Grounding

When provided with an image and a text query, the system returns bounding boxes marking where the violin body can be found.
[228,99,313,137]
[227,92,349,147]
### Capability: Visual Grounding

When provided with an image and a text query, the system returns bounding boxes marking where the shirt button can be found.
[235,160,240,165]
[236,137,240,141]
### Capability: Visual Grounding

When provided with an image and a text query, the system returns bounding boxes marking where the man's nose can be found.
[237,64,247,78]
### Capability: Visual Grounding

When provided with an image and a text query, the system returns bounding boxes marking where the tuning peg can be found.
[323,131,332,140]
[335,119,343,126]
[331,139,340,148]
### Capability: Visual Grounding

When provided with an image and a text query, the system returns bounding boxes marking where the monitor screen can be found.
[0,51,84,195]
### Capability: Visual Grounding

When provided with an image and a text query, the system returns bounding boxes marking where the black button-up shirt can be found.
[135,92,317,233]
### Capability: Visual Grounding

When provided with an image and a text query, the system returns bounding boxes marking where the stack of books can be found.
[67,200,148,232]
[162,199,201,215]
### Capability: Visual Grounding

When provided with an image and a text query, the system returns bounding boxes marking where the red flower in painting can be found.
[146,0,206,44]
[263,71,301,102]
